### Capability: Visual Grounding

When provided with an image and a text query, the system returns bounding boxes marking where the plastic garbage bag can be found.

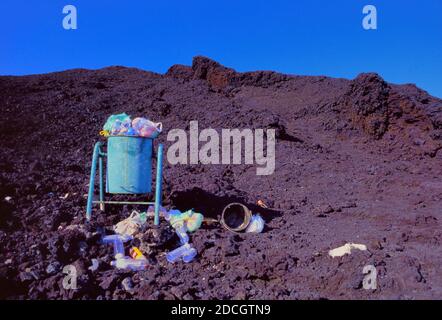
[113,211,146,236]
[169,209,203,233]
[245,214,265,233]
[103,113,162,137]
[111,118,132,136]
[104,113,131,132]
[132,117,162,138]
[186,212,203,232]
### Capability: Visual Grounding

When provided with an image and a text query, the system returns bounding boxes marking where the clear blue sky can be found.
[1,0,441,97]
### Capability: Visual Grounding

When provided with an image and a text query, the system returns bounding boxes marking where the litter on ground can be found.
[113,210,147,237]
[220,203,265,233]
[85,115,268,270]
[169,209,204,232]
[328,243,368,258]
[245,214,265,233]
[88,259,99,272]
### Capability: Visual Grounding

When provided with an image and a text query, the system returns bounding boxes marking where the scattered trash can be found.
[166,243,197,263]
[121,277,134,292]
[59,193,69,200]
[4,196,12,202]
[105,206,204,267]
[220,203,266,233]
[169,209,203,233]
[328,243,367,258]
[102,234,133,259]
[202,217,218,225]
[129,246,146,260]
[245,214,265,233]
[182,247,197,263]
[102,234,148,271]
[102,113,162,138]
[167,209,181,220]
[111,256,148,271]
[134,224,175,256]
[164,209,201,263]
[175,225,189,245]
[113,211,147,237]
[221,203,252,233]
[4,259,12,265]
[88,259,99,272]
[257,200,268,208]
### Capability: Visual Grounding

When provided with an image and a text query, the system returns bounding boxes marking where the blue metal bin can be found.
[86,136,163,226]
[107,136,152,194]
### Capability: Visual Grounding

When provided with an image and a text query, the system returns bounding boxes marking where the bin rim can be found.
[106,135,156,140]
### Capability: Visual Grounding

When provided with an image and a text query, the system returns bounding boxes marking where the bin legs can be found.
[86,141,162,224]
[99,156,105,211]
[154,144,164,226]
[86,142,102,220]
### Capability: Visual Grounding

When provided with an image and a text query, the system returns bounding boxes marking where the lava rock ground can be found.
[0,56,442,299]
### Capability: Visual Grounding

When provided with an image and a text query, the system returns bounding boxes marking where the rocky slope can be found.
[0,56,441,299]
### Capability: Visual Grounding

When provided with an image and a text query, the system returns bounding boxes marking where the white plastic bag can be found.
[132,117,162,138]
[113,211,145,236]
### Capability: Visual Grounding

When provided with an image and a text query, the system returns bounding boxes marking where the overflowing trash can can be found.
[86,113,164,225]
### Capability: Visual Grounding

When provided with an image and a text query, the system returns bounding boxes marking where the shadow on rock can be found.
[169,187,282,223]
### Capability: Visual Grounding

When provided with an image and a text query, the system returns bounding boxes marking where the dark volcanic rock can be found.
[166,64,194,80]
[0,56,442,300]
[340,73,390,139]
[191,56,236,89]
